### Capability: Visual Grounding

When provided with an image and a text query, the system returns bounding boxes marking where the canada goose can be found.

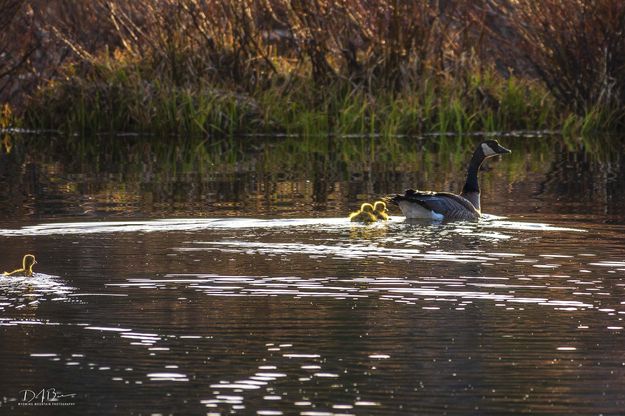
[391,140,511,220]
[373,201,389,220]
[3,254,37,277]
[349,203,377,223]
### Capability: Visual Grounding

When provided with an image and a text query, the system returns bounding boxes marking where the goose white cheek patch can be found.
[481,143,496,156]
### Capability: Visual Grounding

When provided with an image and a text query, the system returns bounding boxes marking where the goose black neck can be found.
[462,149,486,194]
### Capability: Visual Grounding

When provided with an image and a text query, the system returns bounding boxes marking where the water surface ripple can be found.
[1,215,624,415]
[1,136,625,415]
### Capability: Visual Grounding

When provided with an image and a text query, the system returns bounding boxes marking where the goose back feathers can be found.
[395,190,480,221]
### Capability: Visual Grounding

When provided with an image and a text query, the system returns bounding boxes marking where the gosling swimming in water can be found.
[372,201,389,220]
[349,203,377,223]
[3,254,37,277]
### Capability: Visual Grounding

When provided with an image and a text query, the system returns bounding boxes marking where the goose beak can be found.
[496,144,511,154]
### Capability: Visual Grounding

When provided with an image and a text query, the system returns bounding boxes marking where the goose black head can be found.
[480,140,511,158]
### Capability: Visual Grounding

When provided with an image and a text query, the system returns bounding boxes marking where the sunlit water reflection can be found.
[0,273,76,311]
[1,215,624,415]
[1,136,625,415]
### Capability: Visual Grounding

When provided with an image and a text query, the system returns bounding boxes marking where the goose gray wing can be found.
[392,189,480,220]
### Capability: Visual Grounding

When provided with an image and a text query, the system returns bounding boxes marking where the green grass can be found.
[21,53,590,138]
[4,0,625,139]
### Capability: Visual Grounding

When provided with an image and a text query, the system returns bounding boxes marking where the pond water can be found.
[0,134,624,415]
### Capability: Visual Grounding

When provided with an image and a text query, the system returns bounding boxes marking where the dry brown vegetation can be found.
[1,0,624,134]
[477,0,625,121]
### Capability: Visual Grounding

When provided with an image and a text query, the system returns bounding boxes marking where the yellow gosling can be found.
[349,203,377,223]
[3,254,37,277]
[373,201,389,220]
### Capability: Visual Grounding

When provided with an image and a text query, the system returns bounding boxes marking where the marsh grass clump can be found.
[27,59,264,136]
[476,0,625,130]
[5,0,625,136]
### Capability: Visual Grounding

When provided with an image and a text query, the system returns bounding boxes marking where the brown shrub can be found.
[477,0,625,119]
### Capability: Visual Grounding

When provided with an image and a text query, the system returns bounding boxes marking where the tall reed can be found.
[5,0,624,135]
[473,0,625,129]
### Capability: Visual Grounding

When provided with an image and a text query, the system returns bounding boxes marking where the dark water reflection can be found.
[1,134,625,415]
